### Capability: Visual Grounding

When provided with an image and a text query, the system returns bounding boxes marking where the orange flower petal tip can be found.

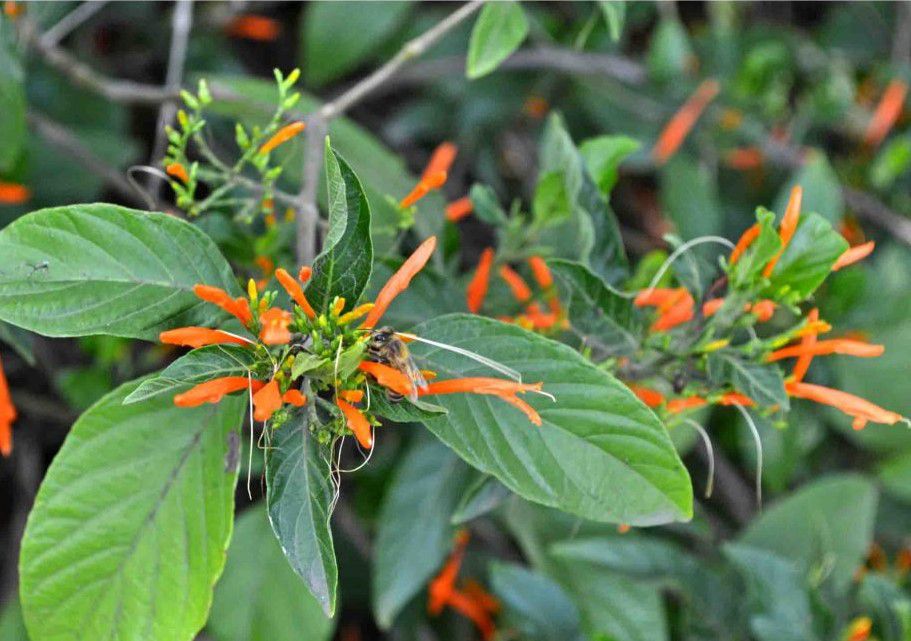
[282,389,308,407]
[159,327,251,348]
[259,121,306,155]
[252,380,283,422]
[275,267,316,318]
[224,14,282,41]
[498,265,532,303]
[174,376,262,407]
[258,307,293,345]
[165,162,189,184]
[362,236,437,329]
[527,256,553,289]
[336,398,373,449]
[0,181,30,205]
[653,78,721,165]
[445,196,474,222]
[466,248,495,313]
[832,241,875,271]
[864,79,909,148]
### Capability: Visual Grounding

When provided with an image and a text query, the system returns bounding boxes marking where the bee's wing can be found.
[402,356,427,403]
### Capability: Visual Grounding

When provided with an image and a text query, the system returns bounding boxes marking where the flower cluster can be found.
[160,236,549,449]
[427,531,500,641]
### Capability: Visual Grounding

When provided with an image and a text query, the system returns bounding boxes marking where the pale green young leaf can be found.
[19,378,244,641]
[466,1,529,79]
[579,134,639,195]
[0,204,239,340]
[412,314,693,525]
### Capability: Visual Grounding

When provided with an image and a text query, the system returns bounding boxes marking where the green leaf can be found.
[579,135,639,196]
[368,388,447,423]
[19,377,244,641]
[126,345,258,404]
[647,18,693,83]
[598,1,626,43]
[452,474,511,524]
[265,405,338,616]
[303,1,413,87]
[729,208,780,287]
[659,155,722,240]
[707,352,789,410]
[738,474,877,592]
[466,1,529,79]
[208,505,335,641]
[411,314,693,525]
[724,545,819,641]
[549,259,640,356]
[774,151,843,224]
[307,144,373,314]
[0,30,25,173]
[766,212,848,301]
[372,437,471,629]
[489,562,584,641]
[539,115,627,283]
[0,204,240,340]
[469,183,508,227]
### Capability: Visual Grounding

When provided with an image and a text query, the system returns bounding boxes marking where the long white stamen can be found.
[642,235,736,299]
[684,419,715,498]
[246,371,255,501]
[397,333,522,382]
[731,402,763,507]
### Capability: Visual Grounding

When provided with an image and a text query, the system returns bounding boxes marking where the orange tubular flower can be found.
[832,241,875,271]
[446,196,473,222]
[224,14,282,41]
[634,287,686,308]
[498,265,532,303]
[763,185,803,277]
[750,299,777,322]
[702,298,725,317]
[336,398,373,449]
[653,79,721,165]
[283,389,308,407]
[0,355,17,457]
[174,376,264,408]
[363,236,437,329]
[159,327,251,348]
[0,181,30,204]
[717,392,756,407]
[628,384,666,408]
[792,308,819,383]
[165,162,189,184]
[652,296,695,332]
[527,256,553,289]
[466,248,495,314]
[768,339,885,362]
[429,531,470,613]
[667,396,707,414]
[259,307,292,345]
[725,147,764,171]
[865,79,909,148]
[338,389,364,403]
[193,284,253,325]
[523,302,559,330]
[252,379,283,422]
[401,142,457,208]
[845,616,872,641]
[274,267,317,318]
[358,361,414,397]
[419,378,545,426]
[259,121,306,155]
[786,380,904,431]
[729,224,760,265]
[445,591,497,641]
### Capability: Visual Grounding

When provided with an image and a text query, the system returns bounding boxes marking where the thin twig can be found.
[893,1,911,65]
[27,111,146,207]
[295,0,486,263]
[40,0,109,48]
[843,188,911,246]
[146,0,194,200]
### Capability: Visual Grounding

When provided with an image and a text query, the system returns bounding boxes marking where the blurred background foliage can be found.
[2,2,911,640]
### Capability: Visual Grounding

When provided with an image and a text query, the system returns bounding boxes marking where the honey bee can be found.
[366,327,427,402]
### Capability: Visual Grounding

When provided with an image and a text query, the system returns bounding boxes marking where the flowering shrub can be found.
[2,3,911,641]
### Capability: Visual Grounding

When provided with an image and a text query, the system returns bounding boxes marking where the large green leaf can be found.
[372,437,471,628]
[19,378,244,641]
[303,1,412,87]
[0,204,239,340]
[549,259,640,356]
[489,562,584,641]
[766,212,848,302]
[126,345,258,404]
[466,1,529,79]
[307,144,373,313]
[411,314,693,525]
[265,405,338,616]
[724,545,819,641]
[659,155,722,240]
[738,474,877,592]
[207,506,334,641]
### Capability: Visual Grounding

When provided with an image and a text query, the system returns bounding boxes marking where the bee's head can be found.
[369,327,395,346]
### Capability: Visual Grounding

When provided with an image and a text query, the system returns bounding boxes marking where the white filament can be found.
[731,402,763,507]
[683,419,715,498]
[397,332,522,382]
